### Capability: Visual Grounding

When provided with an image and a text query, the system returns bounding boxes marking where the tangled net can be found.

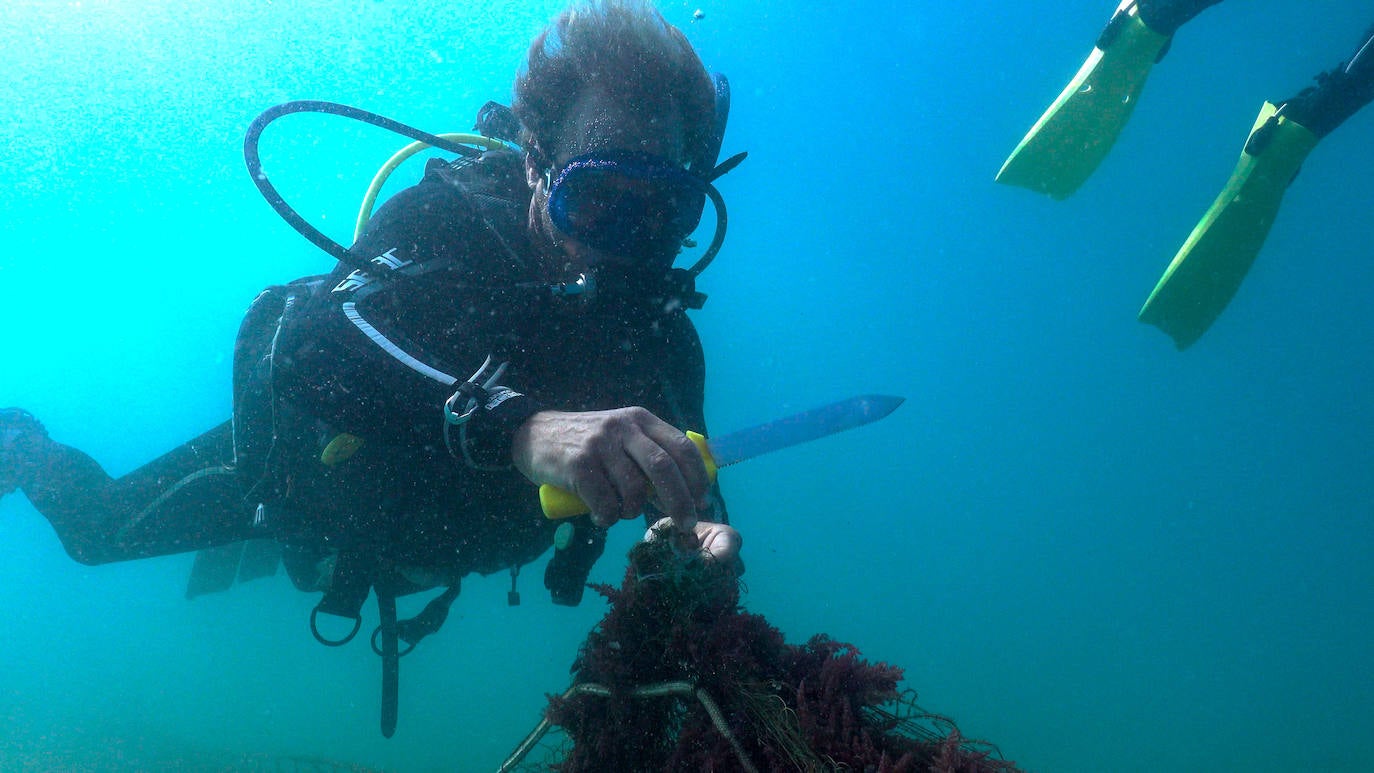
[503,527,1019,772]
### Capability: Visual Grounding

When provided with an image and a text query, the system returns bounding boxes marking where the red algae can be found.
[530,527,1020,772]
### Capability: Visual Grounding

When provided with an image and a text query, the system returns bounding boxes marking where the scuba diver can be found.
[1,0,743,736]
[997,0,1374,349]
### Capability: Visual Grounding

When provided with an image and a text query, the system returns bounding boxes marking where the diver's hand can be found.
[646,517,744,570]
[512,407,709,530]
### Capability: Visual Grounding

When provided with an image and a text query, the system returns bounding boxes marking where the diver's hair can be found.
[513,0,715,171]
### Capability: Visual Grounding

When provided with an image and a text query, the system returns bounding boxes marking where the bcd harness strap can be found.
[309,551,462,738]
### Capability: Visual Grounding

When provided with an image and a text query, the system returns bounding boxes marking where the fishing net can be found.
[503,525,1019,772]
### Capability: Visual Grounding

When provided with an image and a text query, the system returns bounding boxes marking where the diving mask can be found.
[546,150,709,259]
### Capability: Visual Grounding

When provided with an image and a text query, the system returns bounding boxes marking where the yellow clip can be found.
[321,433,364,466]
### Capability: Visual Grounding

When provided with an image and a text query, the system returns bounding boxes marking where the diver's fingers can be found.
[644,517,743,570]
[602,442,652,524]
[624,428,697,531]
[693,520,742,566]
[645,421,710,509]
[574,460,624,528]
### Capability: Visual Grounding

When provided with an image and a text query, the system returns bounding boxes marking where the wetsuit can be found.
[19,148,724,591]
[1134,0,1374,132]
[1133,0,1225,38]
[265,147,723,581]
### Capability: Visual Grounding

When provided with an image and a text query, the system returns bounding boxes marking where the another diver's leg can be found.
[1138,24,1374,348]
[995,0,1226,198]
[1135,0,1225,38]
[5,413,257,564]
[1280,24,1374,139]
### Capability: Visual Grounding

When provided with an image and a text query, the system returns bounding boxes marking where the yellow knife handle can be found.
[540,430,718,520]
[688,430,719,482]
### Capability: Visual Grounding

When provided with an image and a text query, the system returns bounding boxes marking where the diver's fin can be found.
[1138,102,1318,349]
[186,542,248,599]
[185,539,281,599]
[996,0,1170,199]
[236,538,282,583]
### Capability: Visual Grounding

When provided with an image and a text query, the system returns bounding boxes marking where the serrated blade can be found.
[705,394,905,468]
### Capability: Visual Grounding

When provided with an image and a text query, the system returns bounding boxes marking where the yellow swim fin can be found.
[996,0,1169,199]
[1138,102,1318,349]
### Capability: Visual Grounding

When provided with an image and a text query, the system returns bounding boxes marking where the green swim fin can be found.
[1138,102,1318,349]
[996,1,1169,199]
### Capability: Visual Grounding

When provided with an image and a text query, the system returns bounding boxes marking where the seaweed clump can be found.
[511,526,1018,772]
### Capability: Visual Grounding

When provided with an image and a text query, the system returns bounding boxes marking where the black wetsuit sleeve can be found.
[1135,0,1224,38]
[1280,24,1374,139]
[272,165,540,467]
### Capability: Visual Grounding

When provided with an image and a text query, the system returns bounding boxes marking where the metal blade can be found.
[705,394,905,468]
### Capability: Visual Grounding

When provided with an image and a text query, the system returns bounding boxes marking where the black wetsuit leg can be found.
[1281,24,1374,139]
[20,421,259,565]
[1136,0,1226,37]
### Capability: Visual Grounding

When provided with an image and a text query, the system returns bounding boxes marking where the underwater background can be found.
[2,0,1372,770]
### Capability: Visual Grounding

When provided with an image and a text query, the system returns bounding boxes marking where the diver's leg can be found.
[1135,0,1225,37]
[1280,24,1374,139]
[2,411,123,563]
[3,412,257,564]
[1,410,62,508]
[1139,23,1374,348]
[995,0,1226,198]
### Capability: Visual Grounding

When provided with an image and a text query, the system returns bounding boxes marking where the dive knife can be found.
[540,393,905,519]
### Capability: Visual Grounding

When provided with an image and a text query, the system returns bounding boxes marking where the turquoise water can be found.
[3,1,1373,770]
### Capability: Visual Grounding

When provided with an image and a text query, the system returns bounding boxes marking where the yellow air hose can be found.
[354,132,510,240]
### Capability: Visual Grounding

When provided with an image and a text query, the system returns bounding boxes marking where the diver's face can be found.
[527,87,688,275]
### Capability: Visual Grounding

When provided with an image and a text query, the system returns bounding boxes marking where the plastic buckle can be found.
[444,381,487,426]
